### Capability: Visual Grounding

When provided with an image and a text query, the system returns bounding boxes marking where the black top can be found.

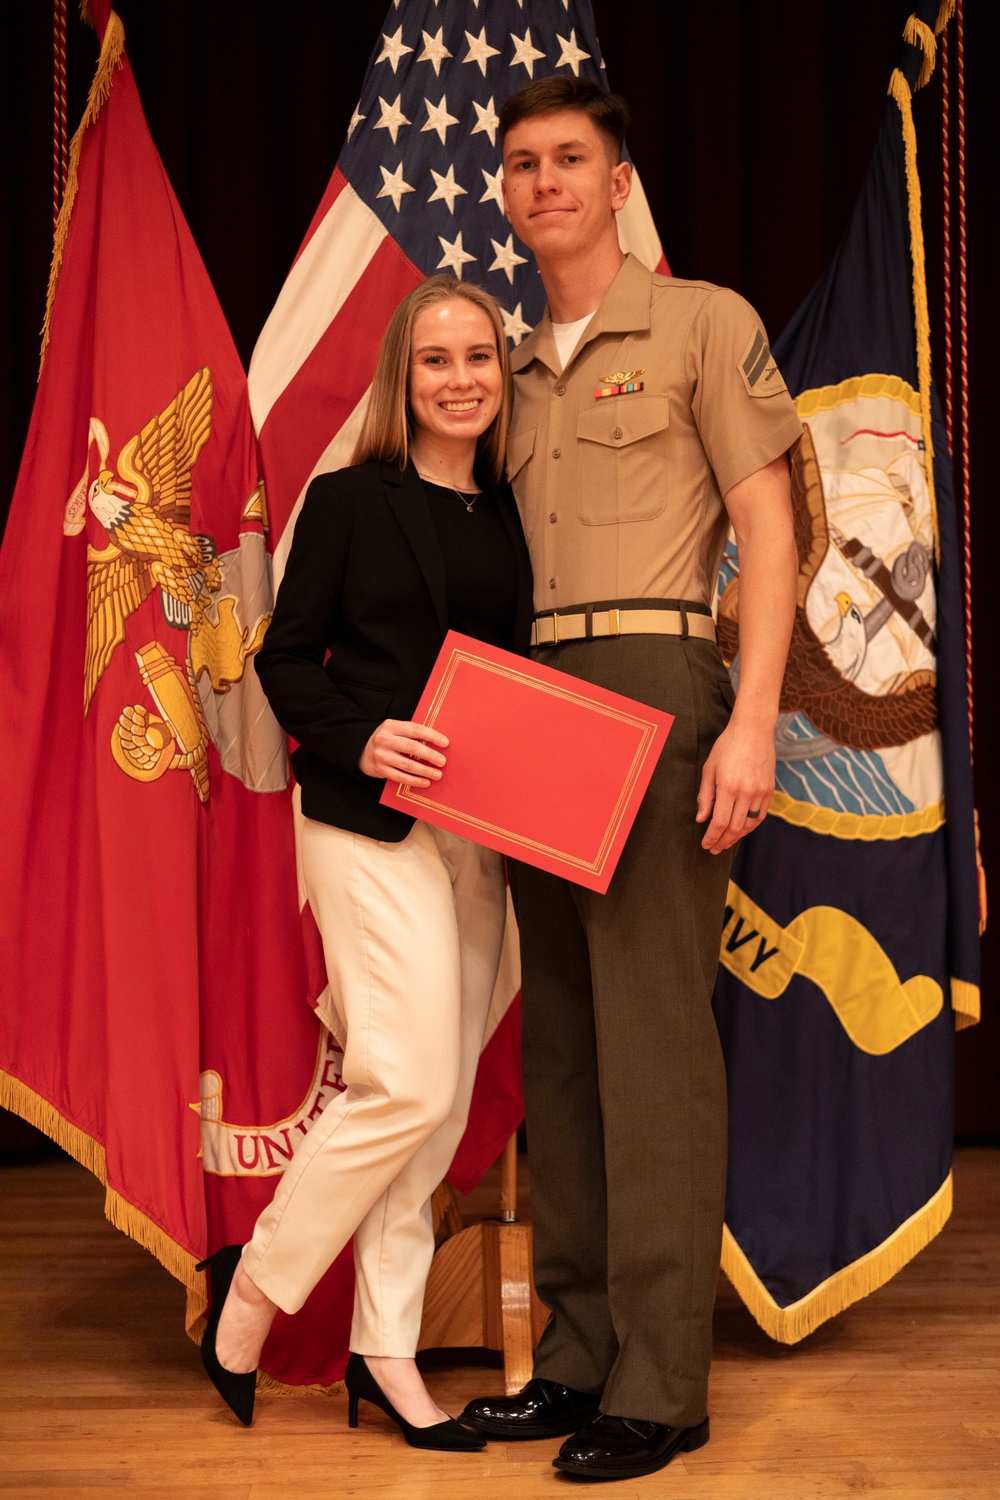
[421,479,519,652]
[255,459,534,841]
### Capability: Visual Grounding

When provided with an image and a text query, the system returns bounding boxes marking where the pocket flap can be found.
[577,394,670,448]
[507,425,537,478]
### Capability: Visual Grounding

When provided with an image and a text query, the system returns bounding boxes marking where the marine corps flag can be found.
[713,0,981,1341]
[0,1,360,1386]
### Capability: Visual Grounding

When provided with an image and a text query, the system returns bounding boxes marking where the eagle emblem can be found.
[717,422,937,751]
[84,367,221,714]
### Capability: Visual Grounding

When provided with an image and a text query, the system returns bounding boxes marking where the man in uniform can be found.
[462,78,801,1482]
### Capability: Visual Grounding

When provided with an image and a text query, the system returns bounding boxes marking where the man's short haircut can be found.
[499,76,630,162]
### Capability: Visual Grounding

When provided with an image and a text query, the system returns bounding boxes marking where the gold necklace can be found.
[418,471,480,513]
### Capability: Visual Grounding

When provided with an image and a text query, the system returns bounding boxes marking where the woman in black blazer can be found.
[196,278,532,1450]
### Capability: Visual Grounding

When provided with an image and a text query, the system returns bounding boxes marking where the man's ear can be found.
[611,159,632,215]
[501,172,510,221]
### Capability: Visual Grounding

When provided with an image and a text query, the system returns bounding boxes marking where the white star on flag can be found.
[555,30,591,76]
[376,27,413,74]
[510,28,545,78]
[373,94,411,145]
[489,234,528,284]
[501,302,533,346]
[421,95,460,146]
[418,27,452,76]
[428,164,468,214]
[471,96,500,147]
[464,27,500,78]
[437,231,476,279]
[479,164,505,212]
[376,162,415,213]
[347,105,365,141]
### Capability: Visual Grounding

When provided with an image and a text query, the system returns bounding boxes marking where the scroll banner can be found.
[712,0,980,1343]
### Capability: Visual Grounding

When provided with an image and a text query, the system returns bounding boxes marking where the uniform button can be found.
[548,578,556,590]
[555,385,566,396]
[552,447,561,459]
[612,427,623,440]
[548,512,557,524]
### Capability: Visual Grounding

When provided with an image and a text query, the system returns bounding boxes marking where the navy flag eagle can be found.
[712,0,980,1341]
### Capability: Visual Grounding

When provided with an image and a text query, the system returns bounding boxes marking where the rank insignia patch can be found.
[739,328,786,396]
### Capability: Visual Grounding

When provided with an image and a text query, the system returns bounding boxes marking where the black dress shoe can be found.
[553,1412,710,1480]
[195,1244,256,1426]
[345,1354,486,1451]
[462,1378,601,1439]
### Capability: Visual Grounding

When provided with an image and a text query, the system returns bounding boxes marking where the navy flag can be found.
[712,0,981,1342]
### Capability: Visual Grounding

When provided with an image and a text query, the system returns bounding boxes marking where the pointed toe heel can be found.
[196,1244,256,1427]
[344,1354,486,1451]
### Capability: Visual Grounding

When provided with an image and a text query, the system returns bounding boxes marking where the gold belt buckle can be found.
[607,607,620,637]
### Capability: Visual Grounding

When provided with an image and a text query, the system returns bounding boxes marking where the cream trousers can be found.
[242,816,506,1356]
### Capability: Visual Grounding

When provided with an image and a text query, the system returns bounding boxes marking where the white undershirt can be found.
[551,313,595,372]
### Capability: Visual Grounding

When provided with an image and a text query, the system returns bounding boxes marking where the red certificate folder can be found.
[380,631,673,893]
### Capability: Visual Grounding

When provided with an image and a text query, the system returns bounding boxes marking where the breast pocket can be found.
[576,394,670,526]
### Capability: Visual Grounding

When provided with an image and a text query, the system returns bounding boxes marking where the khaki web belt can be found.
[531,598,716,648]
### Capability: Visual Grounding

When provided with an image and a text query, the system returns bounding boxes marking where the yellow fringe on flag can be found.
[903,15,937,90]
[0,1068,350,1391]
[934,0,957,35]
[951,977,980,1028]
[0,1068,208,1333]
[888,65,939,561]
[256,1369,345,1399]
[721,1173,952,1344]
[39,7,126,369]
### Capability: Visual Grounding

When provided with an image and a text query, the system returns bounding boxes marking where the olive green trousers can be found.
[515,633,736,1429]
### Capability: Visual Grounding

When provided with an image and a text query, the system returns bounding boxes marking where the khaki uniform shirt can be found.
[508,253,802,615]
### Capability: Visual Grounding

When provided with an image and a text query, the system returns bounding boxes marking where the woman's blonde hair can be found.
[352,277,512,485]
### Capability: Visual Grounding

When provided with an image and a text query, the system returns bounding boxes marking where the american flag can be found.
[249,0,666,582]
[247,0,667,1193]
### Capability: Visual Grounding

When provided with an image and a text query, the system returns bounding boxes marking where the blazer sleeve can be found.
[254,472,379,777]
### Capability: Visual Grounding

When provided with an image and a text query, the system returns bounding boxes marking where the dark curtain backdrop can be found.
[3,1,996,1137]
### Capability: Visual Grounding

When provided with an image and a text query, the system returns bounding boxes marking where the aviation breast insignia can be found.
[81,368,273,801]
[595,369,645,399]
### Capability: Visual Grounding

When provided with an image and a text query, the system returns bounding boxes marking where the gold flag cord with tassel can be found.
[39,3,125,370]
[888,2,983,1024]
[52,0,68,228]
[940,3,986,943]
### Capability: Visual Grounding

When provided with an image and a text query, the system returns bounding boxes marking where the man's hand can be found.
[695,719,775,854]
[358,720,449,788]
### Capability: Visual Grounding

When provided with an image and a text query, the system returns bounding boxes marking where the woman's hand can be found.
[695,719,775,855]
[358,720,449,788]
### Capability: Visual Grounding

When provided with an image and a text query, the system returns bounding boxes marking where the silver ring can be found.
[747,809,761,819]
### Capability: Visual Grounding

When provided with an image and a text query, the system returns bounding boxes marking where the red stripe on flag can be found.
[258,237,424,538]
[292,166,349,268]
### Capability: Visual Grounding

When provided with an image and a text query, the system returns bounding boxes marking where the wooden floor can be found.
[1,1148,998,1499]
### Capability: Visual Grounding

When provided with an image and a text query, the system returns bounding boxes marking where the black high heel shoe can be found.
[195,1244,256,1427]
[345,1353,486,1451]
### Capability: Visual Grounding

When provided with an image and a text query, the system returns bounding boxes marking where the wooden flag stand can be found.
[417,1133,549,1395]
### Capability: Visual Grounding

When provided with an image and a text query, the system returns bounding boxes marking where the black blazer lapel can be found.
[381,460,449,636]
[494,482,534,654]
